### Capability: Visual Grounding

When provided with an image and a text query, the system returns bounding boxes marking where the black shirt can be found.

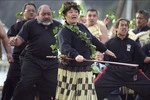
[104,36,146,64]
[58,23,107,67]
[7,20,27,59]
[141,43,150,77]
[18,19,61,59]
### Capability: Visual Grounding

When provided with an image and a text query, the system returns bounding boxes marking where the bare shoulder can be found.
[97,20,105,26]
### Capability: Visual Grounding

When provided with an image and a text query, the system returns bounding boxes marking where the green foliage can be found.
[15,12,23,18]
[106,12,136,29]
[50,24,97,59]
[129,18,136,29]
[65,24,96,58]
[80,10,85,17]
[50,44,57,54]
[59,4,64,19]
[106,11,117,23]
[52,11,56,18]
[91,64,99,74]
[50,25,63,54]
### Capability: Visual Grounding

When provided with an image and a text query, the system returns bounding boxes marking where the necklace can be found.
[65,24,96,55]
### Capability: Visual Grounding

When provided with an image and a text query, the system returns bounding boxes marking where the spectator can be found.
[129,9,150,47]
[85,8,108,43]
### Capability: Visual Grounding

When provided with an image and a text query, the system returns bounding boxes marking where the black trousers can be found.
[95,65,150,100]
[1,60,21,100]
[12,54,58,100]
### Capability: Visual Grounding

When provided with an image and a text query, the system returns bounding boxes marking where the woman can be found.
[56,2,116,100]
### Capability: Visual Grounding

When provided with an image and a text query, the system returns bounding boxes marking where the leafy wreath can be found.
[65,24,96,55]
[59,2,84,19]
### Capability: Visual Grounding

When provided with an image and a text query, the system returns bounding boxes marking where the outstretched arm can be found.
[9,35,23,47]
[105,49,116,58]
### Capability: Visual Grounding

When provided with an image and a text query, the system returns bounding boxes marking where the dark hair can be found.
[114,18,130,28]
[22,2,36,12]
[86,8,98,15]
[136,10,149,19]
[62,2,80,16]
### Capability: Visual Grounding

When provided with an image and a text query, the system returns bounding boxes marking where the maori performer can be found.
[95,18,150,100]
[55,1,116,100]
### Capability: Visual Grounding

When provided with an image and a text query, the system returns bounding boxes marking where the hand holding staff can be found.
[46,55,138,67]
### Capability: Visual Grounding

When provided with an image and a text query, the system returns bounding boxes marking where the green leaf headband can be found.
[59,2,84,19]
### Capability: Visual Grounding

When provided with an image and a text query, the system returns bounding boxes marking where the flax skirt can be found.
[55,64,98,100]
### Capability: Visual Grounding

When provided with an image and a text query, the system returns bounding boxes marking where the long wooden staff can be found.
[46,56,138,67]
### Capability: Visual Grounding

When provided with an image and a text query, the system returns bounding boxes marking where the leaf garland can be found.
[106,11,117,23]
[51,25,63,53]
[65,24,96,56]
[51,24,96,58]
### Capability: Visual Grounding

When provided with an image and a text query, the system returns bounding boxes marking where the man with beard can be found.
[9,4,61,100]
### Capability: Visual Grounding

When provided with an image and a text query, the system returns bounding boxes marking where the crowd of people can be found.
[0,1,150,100]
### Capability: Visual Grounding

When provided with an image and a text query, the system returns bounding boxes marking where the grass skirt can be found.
[55,64,98,100]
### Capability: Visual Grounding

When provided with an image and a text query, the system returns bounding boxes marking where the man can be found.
[128,10,150,100]
[9,4,61,100]
[85,9,122,100]
[1,3,37,100]
[129,9,150,47]
[95,18,150,100]
[85,8,109,69]
[0,20,13,62]
[85,8,108,43]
